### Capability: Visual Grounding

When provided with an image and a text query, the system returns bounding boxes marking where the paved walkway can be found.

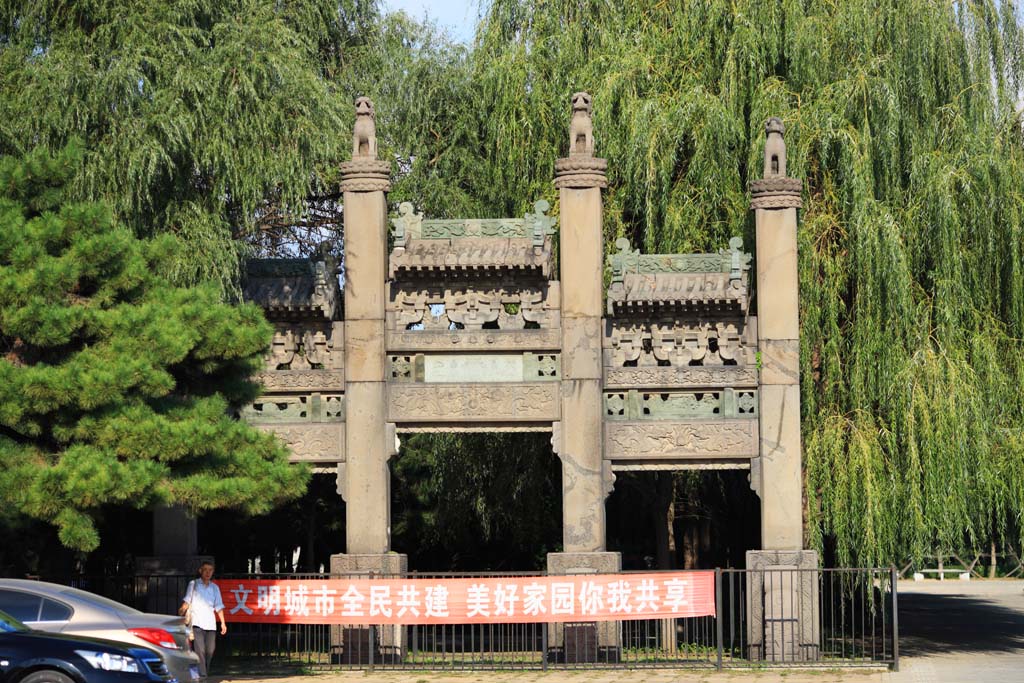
[215,579,1024,683]
[886,579,1024,683]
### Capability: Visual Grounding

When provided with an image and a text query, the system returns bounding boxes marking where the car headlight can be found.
[74,650,141,673]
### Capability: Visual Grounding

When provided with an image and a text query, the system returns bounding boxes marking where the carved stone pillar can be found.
[552,92,612,556]
[330,96,406,662]
[748,118,819,662]
[333,97,398,557]
[750,117,804,552]
[548,92,620,659]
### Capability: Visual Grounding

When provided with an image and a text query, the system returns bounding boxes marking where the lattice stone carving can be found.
[390,355,414,381]
[606,389,757,420]
[240,394,345,424]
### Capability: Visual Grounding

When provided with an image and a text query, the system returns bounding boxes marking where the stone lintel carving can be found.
[611,460,751,471]
[554,92,608,189]
[257,422,345,463]
[604,419,759,460]
[749,117,802,210]
[397,422,554,433]
[388,382,560,422]
[255,369,346,393]
[392,200,555,245]
[386,328,562,352]
[603,366,759,389]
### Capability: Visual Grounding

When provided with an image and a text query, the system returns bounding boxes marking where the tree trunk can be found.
[653,473,675,569]
[990,539,997,579]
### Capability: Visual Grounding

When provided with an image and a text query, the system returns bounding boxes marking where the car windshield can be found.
[0,609,30,633]
[59,586,143,616]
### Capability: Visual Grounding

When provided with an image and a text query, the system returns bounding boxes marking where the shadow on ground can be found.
[898,589,1024,656]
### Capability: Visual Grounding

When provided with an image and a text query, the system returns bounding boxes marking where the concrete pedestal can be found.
[329,553,408,662]
[546,551,622,662]
[745,550,820,662]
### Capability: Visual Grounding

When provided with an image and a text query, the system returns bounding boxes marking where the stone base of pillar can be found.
[546,551,622,663]
[745,550,820,663]
[329,553,408,663]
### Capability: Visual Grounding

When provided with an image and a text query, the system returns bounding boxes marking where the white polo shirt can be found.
[183,579,224,631]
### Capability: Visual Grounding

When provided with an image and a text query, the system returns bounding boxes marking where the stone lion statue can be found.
[352,96,377,159]
[569,91,594,157]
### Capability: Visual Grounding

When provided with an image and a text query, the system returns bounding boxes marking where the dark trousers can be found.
[192,627,217,676]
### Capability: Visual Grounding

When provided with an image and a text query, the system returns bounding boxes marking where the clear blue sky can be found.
[384,0,479,43]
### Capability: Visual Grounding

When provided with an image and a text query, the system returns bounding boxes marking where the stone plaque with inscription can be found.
[423,354,524,383]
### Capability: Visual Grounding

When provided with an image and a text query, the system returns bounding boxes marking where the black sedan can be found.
[0,610,174,683]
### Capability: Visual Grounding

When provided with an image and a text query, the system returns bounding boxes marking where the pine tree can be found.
[0,143,309,552]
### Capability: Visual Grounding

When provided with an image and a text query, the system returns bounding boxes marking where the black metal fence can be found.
[58,567,897,671]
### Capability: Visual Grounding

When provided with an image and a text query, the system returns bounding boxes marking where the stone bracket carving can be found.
[605,318,757,369]
[604,419,759,460]
[388,282,560,331]
[256,422,345,464]
[265,321,344,372]
[388,383,560,423]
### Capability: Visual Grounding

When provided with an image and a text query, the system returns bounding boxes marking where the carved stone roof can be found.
[606,237,751,315]
[244,255,341,320]
[389,201,556,280]
[389,238,553,279]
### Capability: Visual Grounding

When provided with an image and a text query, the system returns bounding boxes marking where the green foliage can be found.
[373,0,1024,566]
[0,143,309,551]
[392,432,561,570]
[0,0,380,289]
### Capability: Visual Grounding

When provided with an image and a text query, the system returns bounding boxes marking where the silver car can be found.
[0,579,200,683]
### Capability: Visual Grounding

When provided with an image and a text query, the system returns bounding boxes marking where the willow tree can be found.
[380,0,1024,567]
[0,0,383,288]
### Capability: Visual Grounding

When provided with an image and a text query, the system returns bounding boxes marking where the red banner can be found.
[219,572,715,625]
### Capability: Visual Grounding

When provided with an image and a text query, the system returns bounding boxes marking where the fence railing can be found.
[57,567,897,671]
